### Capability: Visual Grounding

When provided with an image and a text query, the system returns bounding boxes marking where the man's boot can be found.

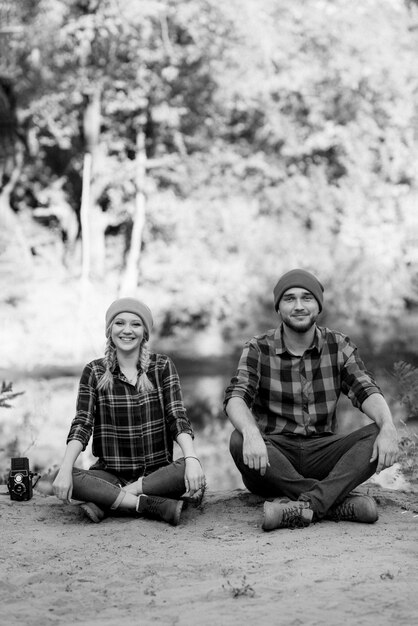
[325,494,378,523]
[136,495,183,526]
[262,499,314,531]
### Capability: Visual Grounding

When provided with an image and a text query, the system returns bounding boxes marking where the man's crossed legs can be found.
[230,422,379,530]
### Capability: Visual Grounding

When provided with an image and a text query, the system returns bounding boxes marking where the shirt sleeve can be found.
[340,339,382,408]
[223,339,261,411]
[66,363,97,450]
[161,357,194,440]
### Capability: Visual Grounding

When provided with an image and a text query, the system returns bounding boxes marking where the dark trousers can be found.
[72,458,186,510]
[229,423,379,519]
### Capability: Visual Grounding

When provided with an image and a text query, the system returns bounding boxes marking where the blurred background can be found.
[1,0,418,489]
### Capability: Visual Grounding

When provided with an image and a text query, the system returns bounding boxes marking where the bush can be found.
[392,362,418,481]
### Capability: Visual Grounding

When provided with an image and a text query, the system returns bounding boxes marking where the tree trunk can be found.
[80,151,92,286]
[75,87,103,360]
[0,148,32,266]
[119,127,147,296]
[80,86,103,283]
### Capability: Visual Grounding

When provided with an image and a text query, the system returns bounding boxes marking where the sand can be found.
[1,482,418,626]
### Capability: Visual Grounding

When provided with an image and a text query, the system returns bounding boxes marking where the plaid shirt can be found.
[67,353,193,476]
[224,325,382,436]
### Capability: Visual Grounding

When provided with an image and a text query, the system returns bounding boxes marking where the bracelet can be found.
[184,456,201,464]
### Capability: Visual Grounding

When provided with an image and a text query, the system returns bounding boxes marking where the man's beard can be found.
[282,315,317,334]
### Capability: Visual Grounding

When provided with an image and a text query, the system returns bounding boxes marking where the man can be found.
[224,269,398,531]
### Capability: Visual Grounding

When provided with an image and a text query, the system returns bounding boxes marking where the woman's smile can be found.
[111,313,144,352]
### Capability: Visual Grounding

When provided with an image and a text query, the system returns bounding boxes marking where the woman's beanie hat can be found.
[105,298,154,338]
[273,269,324,312]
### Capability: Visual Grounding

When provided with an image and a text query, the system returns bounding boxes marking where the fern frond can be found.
[393,361,418,390]
[393,361,418,419]
[0,382,25,408]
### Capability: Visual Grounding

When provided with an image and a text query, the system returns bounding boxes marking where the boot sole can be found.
[171,500,184,526]
[80,502,105,523]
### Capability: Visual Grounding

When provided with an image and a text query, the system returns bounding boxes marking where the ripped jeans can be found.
[72,458,186,510]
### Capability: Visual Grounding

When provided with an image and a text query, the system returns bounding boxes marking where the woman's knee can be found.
[142,461,186,497]
[71,469,122,508]
[73,467,121,486]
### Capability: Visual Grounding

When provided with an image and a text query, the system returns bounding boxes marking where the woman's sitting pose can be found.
[53,297,206,526]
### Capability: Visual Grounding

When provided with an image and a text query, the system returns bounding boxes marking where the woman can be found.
[53,297,206,526]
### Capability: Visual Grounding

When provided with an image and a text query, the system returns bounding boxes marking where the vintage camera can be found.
[7,457,34,501]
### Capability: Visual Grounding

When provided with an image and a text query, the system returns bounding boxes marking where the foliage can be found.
[1,0,418,357]
[392,361,418,481]
[398,427,418,478]
[392,361,418,420]
[222,575,256,599]
[0,381,24,408]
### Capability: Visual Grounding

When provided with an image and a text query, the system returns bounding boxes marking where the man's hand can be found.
[243,428,269,475]
[225,397,270,475]
[370,425,399,474]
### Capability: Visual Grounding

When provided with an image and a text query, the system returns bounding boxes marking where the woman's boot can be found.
[136,495,183,526]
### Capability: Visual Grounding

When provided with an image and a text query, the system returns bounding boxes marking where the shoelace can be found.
[281,506,309,529]
[331,502,355,521]
[143,498,167,515]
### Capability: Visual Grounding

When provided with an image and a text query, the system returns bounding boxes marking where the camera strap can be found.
[30,472,41,488]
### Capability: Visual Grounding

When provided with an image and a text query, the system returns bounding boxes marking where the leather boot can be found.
[262,499,313,531]
[80,502,106,523]
[325,495,378,523]
[136,495,183,526]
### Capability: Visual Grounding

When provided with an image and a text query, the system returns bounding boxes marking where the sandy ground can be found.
[1,483,418,626]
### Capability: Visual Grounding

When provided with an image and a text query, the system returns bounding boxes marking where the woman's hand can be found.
[52,467,73,503]
[183,457,206,497]
[53,440,83,503]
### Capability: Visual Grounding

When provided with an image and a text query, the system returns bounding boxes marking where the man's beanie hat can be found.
[273,269,324,312]
[105,298,154,338]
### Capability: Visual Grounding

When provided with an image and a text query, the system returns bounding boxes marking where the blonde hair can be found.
[97,326,154,393]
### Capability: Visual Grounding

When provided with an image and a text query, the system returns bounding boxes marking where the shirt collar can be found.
[112,361,140,377]
[274,324,324,355]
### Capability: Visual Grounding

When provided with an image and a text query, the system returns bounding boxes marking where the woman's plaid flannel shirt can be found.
[67,353,193,476]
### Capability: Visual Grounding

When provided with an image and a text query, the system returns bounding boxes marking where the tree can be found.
[2,0,418,359]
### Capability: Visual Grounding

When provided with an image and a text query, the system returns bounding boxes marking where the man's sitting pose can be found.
[224,269,399,531]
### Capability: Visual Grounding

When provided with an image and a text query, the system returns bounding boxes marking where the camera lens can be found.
[14,483,26,494]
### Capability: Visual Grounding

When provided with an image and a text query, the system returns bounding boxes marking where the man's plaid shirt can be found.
[67,353,193,476]
[224,325,382,436]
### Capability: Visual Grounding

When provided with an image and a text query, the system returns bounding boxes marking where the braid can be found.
[97,335,117,391]
[137,341,154,392]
